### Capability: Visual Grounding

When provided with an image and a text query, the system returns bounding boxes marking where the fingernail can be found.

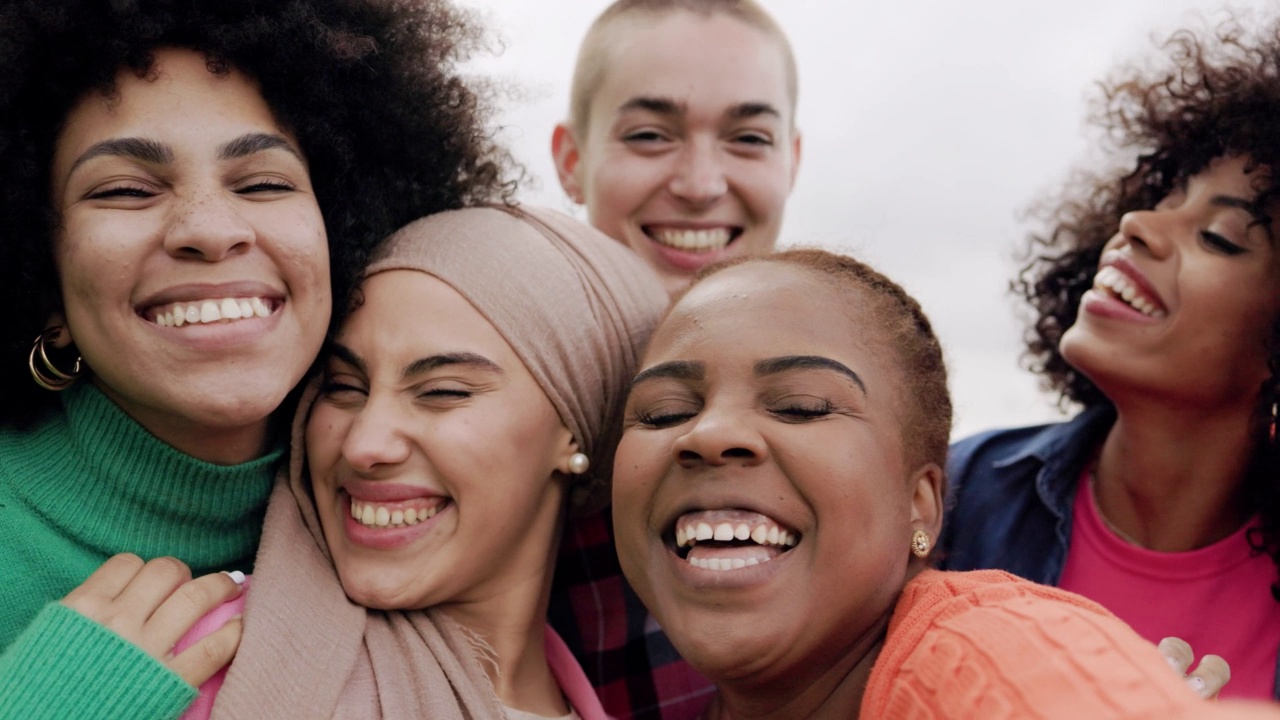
[1187,676,1206,695]
[222,570,246,586]
[1165,656,1183,672]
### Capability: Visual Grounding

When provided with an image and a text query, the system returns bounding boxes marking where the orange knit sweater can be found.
[860,569,1280,719]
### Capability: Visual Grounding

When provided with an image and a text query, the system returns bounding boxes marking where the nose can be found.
[339,397,412,474]
[163,189,256,261]
[667,138,728,208]
[1116,208,1173,259]
[671,403,767,469]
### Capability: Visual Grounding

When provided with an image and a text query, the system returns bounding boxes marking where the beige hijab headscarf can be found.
[212,206,668,719]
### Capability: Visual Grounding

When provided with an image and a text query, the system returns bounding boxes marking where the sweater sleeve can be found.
[0,602,196,720]
[864,570,1201,719]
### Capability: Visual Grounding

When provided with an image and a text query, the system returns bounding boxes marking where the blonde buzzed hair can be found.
[568,0,798,136]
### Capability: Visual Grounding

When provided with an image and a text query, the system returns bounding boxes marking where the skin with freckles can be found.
[50,48,330,465]
[614,262,943,717]
[553,10,800,294]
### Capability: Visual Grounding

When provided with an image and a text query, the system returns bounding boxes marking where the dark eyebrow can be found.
[631,360,704,388]
[68,137,173,175]
[618,96,683,117]
[754,355,866,394]
[327,343,367,376]
[725,102,782,121]
[403,352,503,380]
[218,132,304,163]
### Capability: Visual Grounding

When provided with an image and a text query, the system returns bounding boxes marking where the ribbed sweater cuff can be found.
[0,602,195,720]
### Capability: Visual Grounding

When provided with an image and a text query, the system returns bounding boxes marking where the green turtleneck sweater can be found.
[0,383,279,719]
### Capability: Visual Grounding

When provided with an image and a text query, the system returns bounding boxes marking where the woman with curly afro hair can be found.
[0,1,514,717]
[941,13,1280,701]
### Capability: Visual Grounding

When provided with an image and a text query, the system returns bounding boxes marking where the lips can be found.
[644,226,740,253]
[144,296,277,327]
[670,509,800,572]
[137,282,286,327]
[1091,255,1168,318]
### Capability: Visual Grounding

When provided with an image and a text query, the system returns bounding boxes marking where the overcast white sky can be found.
[457,0,1273,439]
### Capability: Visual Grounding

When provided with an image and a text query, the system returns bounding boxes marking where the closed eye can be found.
[633,409,697,428]
[237,180,297,194]
[86,185,155,200]
[1201,230,1245,256]
[770,402,832,422]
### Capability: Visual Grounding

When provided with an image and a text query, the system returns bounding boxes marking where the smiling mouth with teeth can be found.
[646,227,740,254]
[1092,266,1167,318]
[350,496,449,529]
[145,297,278,327]
[672,509,799,571]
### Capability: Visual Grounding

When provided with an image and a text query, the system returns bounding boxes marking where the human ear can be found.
[44,312,75,349]
[551,122,585,204]
[552,424,584,477]
[908,462,944,541]
[787,130,802,192]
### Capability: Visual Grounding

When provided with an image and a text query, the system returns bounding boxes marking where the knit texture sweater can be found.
[862,569,1280,719]
[0,383,279,719]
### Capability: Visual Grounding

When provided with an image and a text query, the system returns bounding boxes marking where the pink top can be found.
[176,578,609,720]
[174,577,248,720]
[1060,474,1280,699]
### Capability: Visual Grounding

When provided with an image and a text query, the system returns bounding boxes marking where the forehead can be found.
[649,263,885,368]
[591,11,793,123]
[54,49,277,166]
[346,271,509,356]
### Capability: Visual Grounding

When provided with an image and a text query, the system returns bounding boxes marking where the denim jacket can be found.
[938,403,1280,699]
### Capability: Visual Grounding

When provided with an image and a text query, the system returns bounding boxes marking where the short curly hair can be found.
[688,248,952,475]
[0,0,517,428]
[1016,12,1280,598]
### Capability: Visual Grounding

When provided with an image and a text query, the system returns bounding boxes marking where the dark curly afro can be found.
[0,0,518,428]
[1016,12,1280,599]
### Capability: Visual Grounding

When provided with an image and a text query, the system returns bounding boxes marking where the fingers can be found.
[168,615,243,688]
[144,570,245,656]
[1159,637,1232,700]
[60,554,246,672]
[1158,637,1194,675]
[62,552,146,610]
[1187,654,1231,700]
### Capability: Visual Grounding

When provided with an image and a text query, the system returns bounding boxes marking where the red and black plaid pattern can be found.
[549,509,716,719]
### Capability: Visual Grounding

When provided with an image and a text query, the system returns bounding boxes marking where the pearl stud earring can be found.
[568,452,590,475]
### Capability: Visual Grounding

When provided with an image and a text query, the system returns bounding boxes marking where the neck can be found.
[708,609,890,720]
[437,494,568,716]
[1094,397,1256,551]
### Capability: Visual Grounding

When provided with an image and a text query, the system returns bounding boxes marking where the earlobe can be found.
[551,122,585,204]
[908,462,944,540]
[553,426,585,477]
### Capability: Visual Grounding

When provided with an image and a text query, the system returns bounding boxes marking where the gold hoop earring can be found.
[28,328,82,391]
[910,529,932,558]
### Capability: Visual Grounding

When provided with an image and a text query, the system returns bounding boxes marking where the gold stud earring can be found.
[910,529,931,558]
[28,327,82,392]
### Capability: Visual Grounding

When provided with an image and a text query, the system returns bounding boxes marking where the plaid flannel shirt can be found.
[549,509,716,719]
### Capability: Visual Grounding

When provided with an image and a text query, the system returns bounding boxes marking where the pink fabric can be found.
[1060,475,1280,699]
[180,576,606,719]
[545,625,612,720]
[174,577,249,720]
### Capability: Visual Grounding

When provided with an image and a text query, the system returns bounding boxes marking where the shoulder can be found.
[864,569,1195,719]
